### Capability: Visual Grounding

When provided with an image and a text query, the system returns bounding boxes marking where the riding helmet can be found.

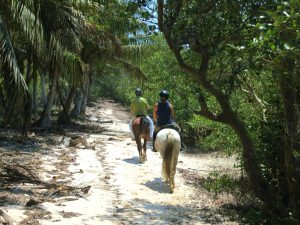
[159,90,170,99]
[135,88,142,96]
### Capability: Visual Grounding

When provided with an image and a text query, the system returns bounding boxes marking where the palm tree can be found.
[0,0,149,129]
[0,0,99,128]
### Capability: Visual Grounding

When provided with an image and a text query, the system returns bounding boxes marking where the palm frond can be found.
[0,16,27,91]
[70,0,103,11]
[111,57,148,81]
[12,0,45,53]
[121,44,153,64]
[62,50,87,86]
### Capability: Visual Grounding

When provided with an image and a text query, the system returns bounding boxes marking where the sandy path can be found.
[2,100,238,225]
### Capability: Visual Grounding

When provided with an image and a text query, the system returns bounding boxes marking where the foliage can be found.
[202,172,239,195]
[155,0,300,223]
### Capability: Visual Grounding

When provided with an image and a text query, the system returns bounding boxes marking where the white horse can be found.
[155,128,181,193]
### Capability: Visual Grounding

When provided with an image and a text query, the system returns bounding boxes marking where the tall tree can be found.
[157,0,299,223]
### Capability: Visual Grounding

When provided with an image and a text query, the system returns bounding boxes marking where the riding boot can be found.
[179,133,186,151]
[181,142,187,152]
[152,130,158,152]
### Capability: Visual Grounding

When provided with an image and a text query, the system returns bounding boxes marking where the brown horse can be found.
[132,116,150,163]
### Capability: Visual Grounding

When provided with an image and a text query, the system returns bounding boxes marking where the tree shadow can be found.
[101,198,207,225]
[144,177,170,194]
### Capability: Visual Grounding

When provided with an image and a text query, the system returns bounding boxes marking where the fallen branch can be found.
[0,209,13,225]
[98,120,113,124]
[1,164,42,185]
[0,164,91,199]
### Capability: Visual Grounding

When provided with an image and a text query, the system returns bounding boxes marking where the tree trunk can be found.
[57,86,76,124]
[40,73,47,106]
[87,72,93,103]
[32,66,38,117]
[70,89,83,118]
[278,65,300,221]
[228,114,278,207]
[25,59,32,85]
[37,71,58,128]
[80,76,90,115]
[22,90,32,134]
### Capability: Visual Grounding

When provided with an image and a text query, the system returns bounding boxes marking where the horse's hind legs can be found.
[170,178,175,193]
[136,139,143,163]
[169,170,176,193]
[143,140,147,161]
[138,140,147,164]
[138,146,145,163]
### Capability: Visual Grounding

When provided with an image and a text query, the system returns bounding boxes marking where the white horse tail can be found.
[162,133,174,180]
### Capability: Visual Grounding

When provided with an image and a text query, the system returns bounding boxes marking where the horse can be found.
[132,116,151,163]
[155,128,181,193]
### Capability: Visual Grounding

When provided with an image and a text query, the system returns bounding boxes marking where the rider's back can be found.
[157,101,173,126]
[131,97,149,116]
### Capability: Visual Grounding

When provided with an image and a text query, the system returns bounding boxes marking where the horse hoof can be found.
[170,189,174,194]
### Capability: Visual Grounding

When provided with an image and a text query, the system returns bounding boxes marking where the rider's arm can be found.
[144,99,150,111]
[170,103,175,119]
[153,103,158,122]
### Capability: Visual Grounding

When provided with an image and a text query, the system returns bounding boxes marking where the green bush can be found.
[203,172,239,195]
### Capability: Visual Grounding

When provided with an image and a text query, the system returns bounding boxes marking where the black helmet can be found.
[159,90,169,99]
[135,88,142,96]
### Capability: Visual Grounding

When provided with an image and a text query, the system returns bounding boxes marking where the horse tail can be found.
[139,117,144,132]
[162,133,174,180]
[140,117,150,139]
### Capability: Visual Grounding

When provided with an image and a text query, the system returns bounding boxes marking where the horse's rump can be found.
[132,116,150,140]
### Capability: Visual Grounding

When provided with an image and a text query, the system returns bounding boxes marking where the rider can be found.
[152,90,182,152]
[130,88,154,139]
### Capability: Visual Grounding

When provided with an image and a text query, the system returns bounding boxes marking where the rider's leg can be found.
[129,118,135,140]
[152,126,160,152]
[146,115,154,139]
[173,122,185,151]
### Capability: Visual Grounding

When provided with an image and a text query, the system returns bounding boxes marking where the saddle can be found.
[133,116,150,140]
[158,124,180,133]
[134,115,150,128]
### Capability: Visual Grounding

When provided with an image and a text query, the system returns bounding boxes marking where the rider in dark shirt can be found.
[153,90,174,126]
[152,90,182,152]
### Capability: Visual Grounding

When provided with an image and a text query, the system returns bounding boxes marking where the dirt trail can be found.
[1,100,238,225]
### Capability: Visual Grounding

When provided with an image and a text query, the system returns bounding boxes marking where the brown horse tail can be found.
[140,117,150,136]
[162,134,174,180]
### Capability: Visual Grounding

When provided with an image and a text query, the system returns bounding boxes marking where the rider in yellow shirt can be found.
[130,90,149,116]
[129,88,154,138]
